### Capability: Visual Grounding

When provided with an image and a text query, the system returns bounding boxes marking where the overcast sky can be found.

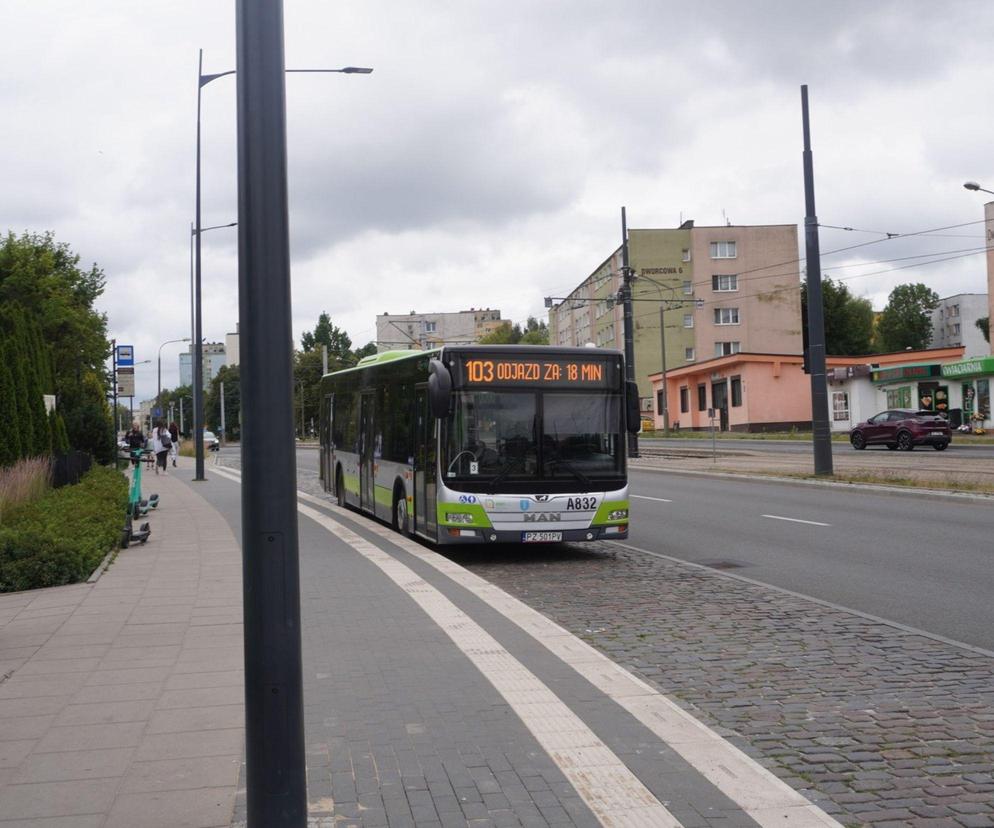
[3,1,993,402]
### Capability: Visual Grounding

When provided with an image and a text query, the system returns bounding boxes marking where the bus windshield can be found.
[443,390,623,488]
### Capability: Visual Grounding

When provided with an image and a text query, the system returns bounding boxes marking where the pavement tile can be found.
[146,703,243,734]
[103,786,236,828]
[0,778,119,820]
[33,721,147,753]
[132,727,244,761]
[11,747,135,783]
[53,699,156,726]
[118,754,241,793]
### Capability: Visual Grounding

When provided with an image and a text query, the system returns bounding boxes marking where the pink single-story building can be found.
[647,347,966,432]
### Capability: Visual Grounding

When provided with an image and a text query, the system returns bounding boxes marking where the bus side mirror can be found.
[626,381,640,434]
[428,359,452,419]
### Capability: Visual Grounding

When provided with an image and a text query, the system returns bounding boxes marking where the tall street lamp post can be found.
[194,51,371,483]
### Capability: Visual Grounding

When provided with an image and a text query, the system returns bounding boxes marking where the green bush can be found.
[0,465,127,592]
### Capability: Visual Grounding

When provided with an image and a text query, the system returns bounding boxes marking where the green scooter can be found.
[122,448,157,548]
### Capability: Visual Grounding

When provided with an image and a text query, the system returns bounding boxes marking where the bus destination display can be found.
[458,357,618,389]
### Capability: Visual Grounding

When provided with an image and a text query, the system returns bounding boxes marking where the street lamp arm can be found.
[200,69,236,87]
[192,221,238,236]
[964,181,994,196]
[201,67,373,88]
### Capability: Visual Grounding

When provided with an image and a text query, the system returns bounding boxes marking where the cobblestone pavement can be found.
[235,455,994,826]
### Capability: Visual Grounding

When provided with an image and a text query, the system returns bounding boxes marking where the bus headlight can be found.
[445,512,475,524]
[608,509,628,521]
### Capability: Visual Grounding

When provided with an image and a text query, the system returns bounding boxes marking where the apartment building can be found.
[930,293,989,357]
[548,221,803,405]
[178,341,227,390]
[375,308,502,351]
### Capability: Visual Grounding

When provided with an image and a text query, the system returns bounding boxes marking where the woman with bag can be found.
[152,420,172,475]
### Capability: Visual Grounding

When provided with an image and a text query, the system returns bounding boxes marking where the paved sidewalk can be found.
[0,461,244,827]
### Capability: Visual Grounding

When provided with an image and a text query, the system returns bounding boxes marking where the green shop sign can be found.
[941,356,994,378]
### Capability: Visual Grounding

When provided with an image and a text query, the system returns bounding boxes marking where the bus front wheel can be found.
[393,485,410,536]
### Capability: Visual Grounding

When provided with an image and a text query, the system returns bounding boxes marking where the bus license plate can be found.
[522,531,563,543]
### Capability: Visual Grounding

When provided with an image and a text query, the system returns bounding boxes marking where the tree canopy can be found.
[0,232,112,463]
[478,316,549,345]
[301,311,354,364]
[873,283,940,353]
[977,316,990,344]
[800,277,875,355]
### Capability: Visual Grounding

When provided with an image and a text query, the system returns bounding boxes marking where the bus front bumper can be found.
[437,525,628,544]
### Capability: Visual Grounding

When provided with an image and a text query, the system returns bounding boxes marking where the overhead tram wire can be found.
[627,246,990,325]
[544,217,990,310]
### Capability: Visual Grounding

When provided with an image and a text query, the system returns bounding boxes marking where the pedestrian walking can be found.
[124,421,146,466]
[151,420,172,475]
[168,421,180,467]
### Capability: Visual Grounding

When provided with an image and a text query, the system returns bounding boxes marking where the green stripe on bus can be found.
[592,499,629,525]
[437,503,493,528]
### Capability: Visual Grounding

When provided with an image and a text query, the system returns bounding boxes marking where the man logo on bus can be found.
[519,500,530,511]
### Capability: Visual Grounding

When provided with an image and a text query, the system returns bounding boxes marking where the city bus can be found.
[318,345,639,545]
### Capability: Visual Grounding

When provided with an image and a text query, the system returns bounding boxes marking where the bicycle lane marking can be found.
[213,464,840,827]
[291,493,841,827]
[208,465,678,827]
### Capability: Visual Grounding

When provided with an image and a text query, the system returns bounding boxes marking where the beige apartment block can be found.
[375,308,502,351]
[549,221,803,406]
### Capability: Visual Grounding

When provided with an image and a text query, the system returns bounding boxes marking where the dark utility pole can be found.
[236,2,306,825]
[193,50,207,481]
[111,339,118,435]
[620,207,639,457]
[801,85,833,476]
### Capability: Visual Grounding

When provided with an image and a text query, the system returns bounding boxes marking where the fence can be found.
[51,451,92,489]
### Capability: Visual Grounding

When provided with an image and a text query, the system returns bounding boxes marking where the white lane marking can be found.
[761,514,831,527]
[209,466,679,827]
[212,464,840,827]
[632,495,673,503]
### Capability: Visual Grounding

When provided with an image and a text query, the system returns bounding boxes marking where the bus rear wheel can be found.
[393,486,410,536]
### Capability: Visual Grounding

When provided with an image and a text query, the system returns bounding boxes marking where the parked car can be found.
[849,409,951,451]
[203,430,220,451]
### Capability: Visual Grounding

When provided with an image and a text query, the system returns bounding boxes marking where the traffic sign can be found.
[117,345,134,367]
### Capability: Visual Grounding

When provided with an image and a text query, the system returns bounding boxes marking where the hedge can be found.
[0,465,127,592]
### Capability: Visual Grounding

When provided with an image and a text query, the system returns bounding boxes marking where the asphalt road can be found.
[626,467,994,651]
[275,446,994,650]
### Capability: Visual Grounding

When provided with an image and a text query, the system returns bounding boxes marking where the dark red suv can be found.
[849,409,951,451]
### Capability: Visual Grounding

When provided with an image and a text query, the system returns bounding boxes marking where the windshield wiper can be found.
[548,457,591,489]
[488,455,526,491]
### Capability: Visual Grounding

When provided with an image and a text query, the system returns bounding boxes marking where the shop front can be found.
[941,356,994,431]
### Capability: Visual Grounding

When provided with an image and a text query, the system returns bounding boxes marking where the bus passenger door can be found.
[321,393,333,491]
[359,391,375,512]
[414,385,436,538]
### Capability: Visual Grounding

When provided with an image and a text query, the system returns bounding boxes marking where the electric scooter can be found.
[122,448,158,548]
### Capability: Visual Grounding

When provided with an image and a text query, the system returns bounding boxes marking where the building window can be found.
[682,280,693,295]
[697,384,707,411]
[951,304,960,317]
[886,386,912,409]
[682,248,691,262]
[711,274,738,292]
[424,321,437,333]
[832,391,849,421]
[710,240,737,259]
[731,376,742,407]
[714,341,741,357]
[684,347,695,362]
[656,390,665,414]
[952,323,961,335]
[679,386,689,413]
[713,307,740,325]
[683,313,694,328]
